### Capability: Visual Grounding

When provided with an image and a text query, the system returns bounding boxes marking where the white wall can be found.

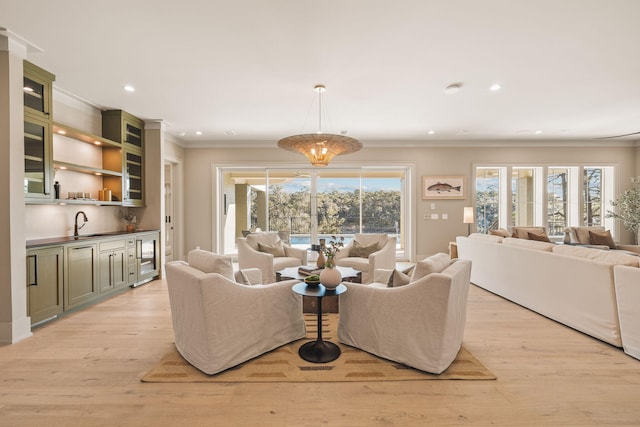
[183,142,637,260]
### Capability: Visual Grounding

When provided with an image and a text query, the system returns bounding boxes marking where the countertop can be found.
[26,229,159,248]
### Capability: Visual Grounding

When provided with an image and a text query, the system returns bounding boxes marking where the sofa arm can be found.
[284,245,308,264]
[237,238,275,283]
[368,236,397,271]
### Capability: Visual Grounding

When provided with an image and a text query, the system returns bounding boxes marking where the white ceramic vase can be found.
[320,266,341,290]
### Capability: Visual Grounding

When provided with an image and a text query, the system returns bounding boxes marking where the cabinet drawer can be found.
[127,247,136,263]
[99,239,126,252]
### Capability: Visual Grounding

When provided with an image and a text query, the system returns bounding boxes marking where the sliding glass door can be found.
[220,167,407,258]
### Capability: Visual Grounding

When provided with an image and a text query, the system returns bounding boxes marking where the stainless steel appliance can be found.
[135,232,159,286]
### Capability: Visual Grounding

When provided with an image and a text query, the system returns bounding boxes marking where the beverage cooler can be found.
[135,232,160,286]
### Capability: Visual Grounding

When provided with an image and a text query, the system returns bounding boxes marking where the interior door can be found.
[164,162,174,263]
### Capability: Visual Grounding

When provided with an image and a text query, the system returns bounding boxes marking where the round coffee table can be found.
[292,282,347,363]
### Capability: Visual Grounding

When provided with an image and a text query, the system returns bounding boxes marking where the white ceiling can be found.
[3,0,640,146]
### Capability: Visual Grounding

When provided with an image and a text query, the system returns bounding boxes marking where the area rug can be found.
[141,313,495,383]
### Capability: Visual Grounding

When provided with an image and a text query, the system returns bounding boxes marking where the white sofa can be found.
[456,233,640,348]
[613,266,640,360]
[165,249,306,375]
[338,254,472,374]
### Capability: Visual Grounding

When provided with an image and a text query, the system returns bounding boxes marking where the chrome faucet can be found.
[74,211,88,237]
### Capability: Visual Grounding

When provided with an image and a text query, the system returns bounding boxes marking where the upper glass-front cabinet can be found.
[102,110,145,206]
[24,61,55,200]
[24,115,53,199]
[23,61,55,120]
[102,110,144,151]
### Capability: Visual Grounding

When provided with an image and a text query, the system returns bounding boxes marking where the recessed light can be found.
[123,85,136,92]
[95,172,102,176]
[444,83,463,94]
[94,141,101,145]
[23,86,34,92]
[57,130,66,135]
[428,130,435,135]
[179,132,186,136]
[195,131,203,136]
[489,83,502,91]
[535,130,543,135]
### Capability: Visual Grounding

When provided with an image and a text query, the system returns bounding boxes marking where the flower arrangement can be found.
[606,176,640,244]
[322,236,344,268]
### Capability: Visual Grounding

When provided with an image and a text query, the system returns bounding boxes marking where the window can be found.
[219,167,408,259]
[547,168,569,236]
[474,164,615,239]
[475,167,502,233]
[583,168,602,227]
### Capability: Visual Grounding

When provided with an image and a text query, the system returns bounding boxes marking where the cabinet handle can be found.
[136,240,142,259]
[72,246,93,250]
[27,254,38,286]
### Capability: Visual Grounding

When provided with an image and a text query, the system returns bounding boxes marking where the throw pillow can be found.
[350,240,379,258]
[387,269,412,287]
[238,268,262,286]
[187,249,235,280]
[411,253,451,282]
[258,241,286,257]
[489,228,511,237]
[589,230,617,249]
[527,231,551,242]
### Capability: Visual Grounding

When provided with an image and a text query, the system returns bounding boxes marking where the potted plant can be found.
[119,210,137,232]
[319,236,345,289]
[606,177,640,244]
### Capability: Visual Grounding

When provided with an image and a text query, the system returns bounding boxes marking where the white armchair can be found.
[337,254,472,374]
[237,232,307,283]
[165,249,306,375]
[334,233,397,283]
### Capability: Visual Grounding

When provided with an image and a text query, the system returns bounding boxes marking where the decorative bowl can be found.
[304,275,321,287]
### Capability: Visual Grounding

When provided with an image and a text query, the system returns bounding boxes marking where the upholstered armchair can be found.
[237,232,307,283]
[334,233,396,284]
[337,253,472,374]
[165,249,306,375]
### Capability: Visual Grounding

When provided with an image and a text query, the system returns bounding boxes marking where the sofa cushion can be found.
[258,240,286,257]
[528,231,551,242]
[589,230,617,249]
[502,237,554,252]
[187,249,235,280]
[387,269,412,287]
[489,228,510,237]
[411,253,451,281]
[511,226,547,239]
[351,240,379,258]
[553,244,639,266]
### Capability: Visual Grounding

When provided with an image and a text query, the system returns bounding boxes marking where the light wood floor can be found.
[1,280,639,426]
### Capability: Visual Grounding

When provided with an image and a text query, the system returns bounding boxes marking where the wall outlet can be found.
[431,213,439,220]
[442,213,448,220]
[431,203,436,210]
